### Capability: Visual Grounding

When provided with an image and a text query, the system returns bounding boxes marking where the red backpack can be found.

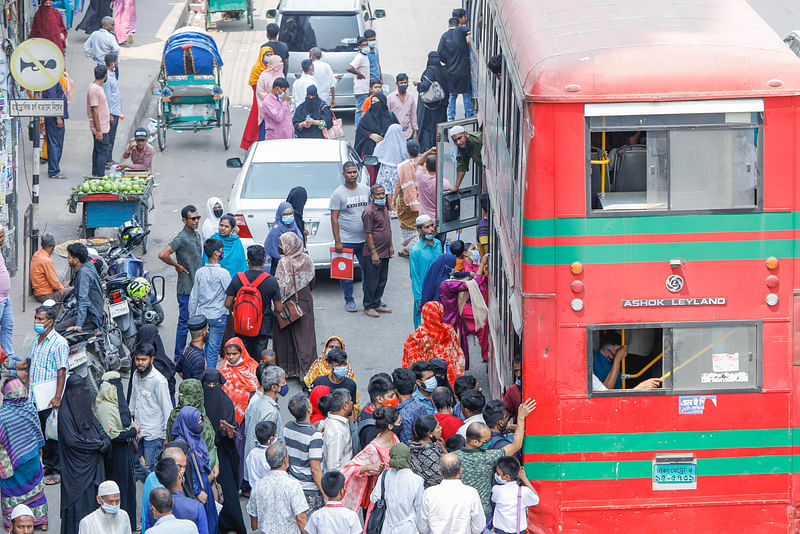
[233,272,270,337]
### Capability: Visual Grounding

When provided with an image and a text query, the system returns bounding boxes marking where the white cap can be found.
[449,125,466,138]
[416,214,432,227]
[9,504,33,521]
[98,480,120,497]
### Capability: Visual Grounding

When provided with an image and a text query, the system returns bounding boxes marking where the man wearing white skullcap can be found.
[409,213,442,327]
[448,124,482,192]
[9,504,34,534]
[77,480,131,534]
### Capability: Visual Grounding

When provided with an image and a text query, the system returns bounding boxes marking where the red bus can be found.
[434,0,800,531]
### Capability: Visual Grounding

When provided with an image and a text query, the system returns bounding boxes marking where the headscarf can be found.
[0,379,43,475]
[355,93,398,155]
[263,201,304,259]
[389,443,411,470]
[420,252,457,304]
[30,2,67,53]
[202,197,223,240]
[171,406,211,473]
[302,336,353,387]
[275,232,315,301]
[167,379,216,456]
[95,371,134,439]
[58,374,109,510]
[286,186,308,234]
[132,324,176,401]
[420,51,450,109]
[256,55,285,122]
[199,369,236,445]
[373,124,409,166]
[309,385,330,425]
[219,338,259,425]
[249,46,273,86]
[293,85,333,138]
[402,301,465,385]
[205,230,248,277]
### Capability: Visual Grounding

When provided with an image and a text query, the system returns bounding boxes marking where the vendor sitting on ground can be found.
[118,127,154,171]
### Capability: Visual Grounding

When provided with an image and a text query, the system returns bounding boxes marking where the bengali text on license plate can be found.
[653,463,696,484]
[109,300,129,317]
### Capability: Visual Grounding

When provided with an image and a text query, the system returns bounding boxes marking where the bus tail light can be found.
[766,256,779,270]
[234,214,252,238]
[766,275,779,289]
[571,280,584,293]
[570,298,584,311]
[766,293,779,306]
[570,261,583,275]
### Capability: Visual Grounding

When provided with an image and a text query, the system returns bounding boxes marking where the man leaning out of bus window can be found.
[449,125,483,192]
[592,331,660,391]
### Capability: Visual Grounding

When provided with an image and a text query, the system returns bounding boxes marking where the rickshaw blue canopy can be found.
[162,27,224,76]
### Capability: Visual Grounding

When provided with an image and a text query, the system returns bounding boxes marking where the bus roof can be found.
[498,0,800,101]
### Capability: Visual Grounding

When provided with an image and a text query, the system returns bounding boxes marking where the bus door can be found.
[435,118,483,233]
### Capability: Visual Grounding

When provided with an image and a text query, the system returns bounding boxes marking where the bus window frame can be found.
[586,320,762,398]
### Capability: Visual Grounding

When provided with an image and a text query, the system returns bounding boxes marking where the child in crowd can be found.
[305,471,361,534]
[246,421,277,485]
[491,455,539,534]
[444,434,466,453]
[260,349,277,366]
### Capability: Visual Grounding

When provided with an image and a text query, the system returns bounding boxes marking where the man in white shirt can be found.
[146,488,199,534]
[322,389,354,472]
[305,471,361,534]
[310,47,336,107]
[130,344,173,482]
[83,16,120,67]
[418,454,485,534]
[456,389,486,438]
[347,36,371,126]
[78,481,131,534]
[291,59,318,113]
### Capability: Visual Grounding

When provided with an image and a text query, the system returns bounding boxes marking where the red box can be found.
[330,248,354,280]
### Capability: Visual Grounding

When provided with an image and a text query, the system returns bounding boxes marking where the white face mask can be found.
[493,473,507,485]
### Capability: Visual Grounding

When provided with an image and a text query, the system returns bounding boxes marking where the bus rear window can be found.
[586,108,762,214]
[588,323,761,395]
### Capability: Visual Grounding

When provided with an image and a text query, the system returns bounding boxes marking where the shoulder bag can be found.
[364,471,387,534]
[323,108,346,139]
[420,74,446,105]
[189,448,223,506]
[276,263,305,329]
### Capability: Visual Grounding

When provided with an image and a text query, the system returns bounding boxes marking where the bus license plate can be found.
[109,300,129,317]
[653,463,697,490]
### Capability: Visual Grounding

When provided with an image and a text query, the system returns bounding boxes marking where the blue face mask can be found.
[279,384,289,397]
[359,47,369,55]
[277,90,286,99]
[101,502,120,515]
[282,214,295,225]
[33,323,47,334]
[422,376,438,392]
[333,366,349,378]
[470,250,480,263]
[218,251,224,261]
[397,84,408,93]
[423,234,434,241]
[374,198,386,206]
[368,41,377,49]
[515,378,521,387]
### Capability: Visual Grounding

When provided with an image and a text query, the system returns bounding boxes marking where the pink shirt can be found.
[0,250,9,301]
[261,93,294,140]
[122,143,155,170]
[387,90,418,139]
[417,167,451,220]
[87,82,110,134]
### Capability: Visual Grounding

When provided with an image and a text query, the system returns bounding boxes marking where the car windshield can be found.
[279,14,359,52]
[241,161,345,199]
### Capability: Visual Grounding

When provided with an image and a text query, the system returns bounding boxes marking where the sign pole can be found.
[30,92,39,256]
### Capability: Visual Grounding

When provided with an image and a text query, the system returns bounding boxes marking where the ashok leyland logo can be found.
[665,274,684,293]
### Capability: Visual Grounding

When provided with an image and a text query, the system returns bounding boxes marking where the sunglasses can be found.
[186,216,201,221]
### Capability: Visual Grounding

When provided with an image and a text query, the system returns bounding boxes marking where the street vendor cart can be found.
[204,0,253,30]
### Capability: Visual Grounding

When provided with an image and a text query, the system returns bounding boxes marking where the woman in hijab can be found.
[95,371,138,530]
[355,93,399,184]
[369,443,425,533]
[76,0,112,33]
[373,123,409,216]
[402,301,465,386]
[273,232,317,377]
[241,48,274,150]
[203,214,248,277]
[203,197,224,240]
[200,369,247,534]
[171,406,219,534]
[114,0,136,44]
[255,55,284,128]
[438,270,486,367]
[293,86,333,139]
[131,324,176,401]
[219,338,259,487]
[58,374,111,534]
[0,379,48,530]
[286,186,308,241]
[416,51,450,151]
[29,0,67,53]
[166,379,218,471]
[302,335,356,388]
[263,201,304,274]
[420,246,458,305]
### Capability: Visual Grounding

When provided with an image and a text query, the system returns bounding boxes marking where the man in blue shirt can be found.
[149,456,209,534]
[592,331,626,390]
[364,29,381,83]
[41,79,68,179]
[392,367,427,444]
[411,361,436,414]
[104,53,122,164]
[409,215,442,328]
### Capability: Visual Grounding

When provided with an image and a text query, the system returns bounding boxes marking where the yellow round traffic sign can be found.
[10,38,65,92]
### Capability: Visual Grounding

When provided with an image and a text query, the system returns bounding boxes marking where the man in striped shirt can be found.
[285,393,325,516]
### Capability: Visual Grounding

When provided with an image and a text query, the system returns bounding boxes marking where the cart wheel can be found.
[248,9,253,29]
[141,209,149,254]
[222,97,231,150]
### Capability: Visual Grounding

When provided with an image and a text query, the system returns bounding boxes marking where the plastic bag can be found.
[45,409,58,441]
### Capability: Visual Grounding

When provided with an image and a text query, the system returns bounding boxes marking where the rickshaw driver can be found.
[118,128,154,172]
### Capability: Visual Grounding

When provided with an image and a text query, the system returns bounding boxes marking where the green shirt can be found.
[454,446,505,515]
[169,226,202,295]
[456,131,483,173]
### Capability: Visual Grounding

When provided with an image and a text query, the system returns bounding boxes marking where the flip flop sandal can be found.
[44,474,60,485]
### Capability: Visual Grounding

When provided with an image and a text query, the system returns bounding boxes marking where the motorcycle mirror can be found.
[42,299,57,307]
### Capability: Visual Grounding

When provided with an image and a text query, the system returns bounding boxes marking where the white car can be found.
[226,138,372,269]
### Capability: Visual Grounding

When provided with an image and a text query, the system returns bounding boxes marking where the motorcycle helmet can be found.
[127,277,152,300]
[118,219,143,243]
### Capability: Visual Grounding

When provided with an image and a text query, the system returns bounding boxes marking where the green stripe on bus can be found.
[523,212,796,239]
[521,238,798,265]
[523,428,791,454]
[523,455,795,481]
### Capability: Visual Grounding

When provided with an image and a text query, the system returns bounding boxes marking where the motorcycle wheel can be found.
[152,302,165,325]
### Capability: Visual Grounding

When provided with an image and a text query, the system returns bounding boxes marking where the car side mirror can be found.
[226,157,243,168]
[362,155,378,166]
[266,8,277,18]
[373,9,386,18]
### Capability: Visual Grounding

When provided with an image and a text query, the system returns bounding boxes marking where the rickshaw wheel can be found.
[222,96,231,150]
[157,99,167,151]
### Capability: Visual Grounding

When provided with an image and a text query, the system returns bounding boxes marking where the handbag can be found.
[276,263,305,329]
[323,110,345,139]
[420,74,446,105]
[189,448,223,505]
[364,471,387,534]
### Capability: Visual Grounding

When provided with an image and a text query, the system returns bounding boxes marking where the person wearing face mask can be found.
[175,316,208,380]
[460,243,491,361]
[409,415,444,489]
[347,35,371,126]
[364,29,382,83]
[454,398,536,520]
[260,77,293,140]
[219,338,260,453]
[490,456,539,534]
[362,184,395,317]
[202,197,224,240]
[290,59,318,114]
[202,214,247,277]
[411,361,438,415]
[59,242,104,334]
[243,365,288,492]
[387,73,418,141]
[77,481,131,534]
[191,240,232,370]
[303,336,356,389]
[503,356,522,424]
[264,201,304,275]
[373,124,409,218]
[341,406,401,511]
[483,400,511,450]
[293,85,332,139]
[310,349,358,408]
[369,443,424,533]
[409,215,443,328]
[354,93,399,178]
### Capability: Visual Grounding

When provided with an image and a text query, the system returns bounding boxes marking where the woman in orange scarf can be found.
[402,301,465,385]
[302,335,356,387]
[240,47,272,150]
[219,337,259,488]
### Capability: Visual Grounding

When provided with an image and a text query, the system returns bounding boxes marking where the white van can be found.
[266,0,386,109]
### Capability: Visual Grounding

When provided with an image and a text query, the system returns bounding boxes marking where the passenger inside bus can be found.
[591,330,662,392]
